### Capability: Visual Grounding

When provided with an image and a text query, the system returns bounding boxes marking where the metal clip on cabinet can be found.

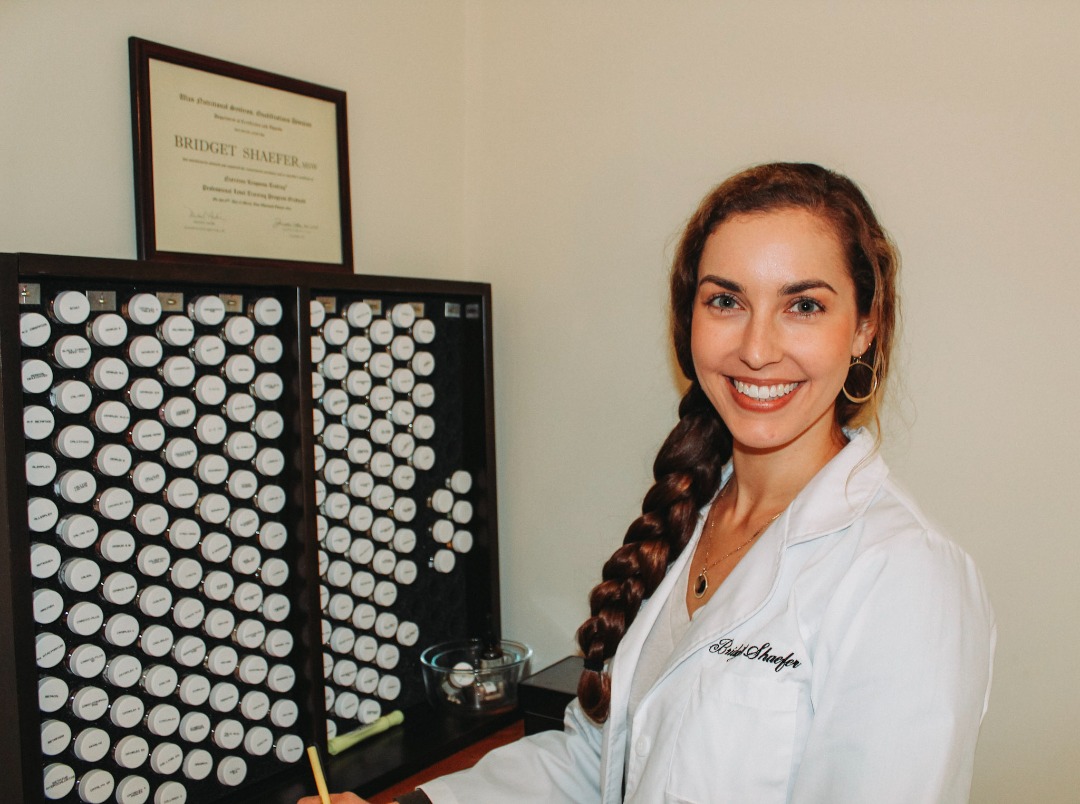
[0,253,504,804]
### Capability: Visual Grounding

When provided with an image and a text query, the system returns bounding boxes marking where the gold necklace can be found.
[693,482,782,599]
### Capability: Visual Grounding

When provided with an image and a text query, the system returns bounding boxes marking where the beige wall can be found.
[3,1,1078,800]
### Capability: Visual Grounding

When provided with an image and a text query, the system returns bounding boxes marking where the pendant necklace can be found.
[693,482,783,599]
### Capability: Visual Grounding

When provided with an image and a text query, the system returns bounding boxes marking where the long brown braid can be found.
[575,163,898,722]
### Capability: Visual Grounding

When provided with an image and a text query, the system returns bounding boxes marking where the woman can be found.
[301,163,996,803]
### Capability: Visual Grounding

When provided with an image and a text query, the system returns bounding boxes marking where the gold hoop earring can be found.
[843,355,878,404]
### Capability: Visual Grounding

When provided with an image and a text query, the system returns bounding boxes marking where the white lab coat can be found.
[420,429,996,803]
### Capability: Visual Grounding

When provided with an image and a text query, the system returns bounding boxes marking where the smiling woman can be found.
[301,164,995,804]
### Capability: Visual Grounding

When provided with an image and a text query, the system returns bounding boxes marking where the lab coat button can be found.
[634,735,651,756]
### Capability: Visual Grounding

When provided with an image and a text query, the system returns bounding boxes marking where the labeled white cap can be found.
[411,351,436,377]
[149,741,184,774]
[22,359,53,395]
[411,445,436,471]
[167,518,201,550]
[55,424,94,458]
[194,375,227,406]
[390,335,415,362]
[129,419,166,452]
[27,496,60,533]
[191,335,226,366]
[266,663,296,693]
[92,312,132,350]
[96,445,133,478]
[251,296,283,326]
[104,613,140,648]
[66,600,104,636]
[25,451,57,487]
[253,410,285,440]
[126,293,163,325]
[346,367,372,395]
[189,295,226,325]
[72,685,111,721]
[223,354,257,385]
[33,588,64,626]
[251,372,283,401]
[223,316,255,346]
[162,438,198,470]
[38,675,69,713]
[368,352,394,378]
[42,761,77,800]
[145,703,181,737]
[94,400,131,433]
[20,311,51,347]
[127,335,164,369]
[161,355,197,388]
[251,334,284,364]
[412,318,436,344]
[68,643,107,678]
[52,290,91,324]
[159,314,195,347]
[274,734,304,764]
[432,548,456,573]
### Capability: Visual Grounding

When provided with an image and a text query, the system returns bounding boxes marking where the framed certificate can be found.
[130,37,353,271]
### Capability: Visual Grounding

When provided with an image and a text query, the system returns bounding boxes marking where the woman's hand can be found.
[297,794,370,804]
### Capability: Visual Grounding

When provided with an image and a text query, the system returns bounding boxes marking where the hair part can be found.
[576,162,900,722]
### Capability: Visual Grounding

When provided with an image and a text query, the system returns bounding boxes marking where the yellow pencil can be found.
[306,745,332,804]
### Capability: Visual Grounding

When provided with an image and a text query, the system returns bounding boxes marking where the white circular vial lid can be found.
[25,451,57,486]
[162,437,198,470]
[321,492,351,520]
[389,367,416,394]
[95,448,133,481]
[21,311,51,346]
[412,318,436,344]
[252,334,283,364]
[38,675,69,713]
[251,296,283,326]
[206,645,239,676]
[28,496,60,533]
[228,508,260,539]
[145,703,181,737]
[223,431,257,462]
[412,382,435,408]
[127,335,164,369]
[213,721,246,753]
[266,663,296,693]
[178,675,211,707]
[411,351,436,377]
[224,393,256,423]
[309,299,327,328]
[161,397,197,428]
[93,400,131,434]
[396,621,420,647]
[232,581,264,612]
[430,488,454,514]
[389,302,417,329]
[323,457,351,486]
[133,503,170,536]
[372,580,398,607]
[130,419,166,452]
[330,626,356,655]
[346,368,372,396]
[114,775,151,804]
[320,352,349,380]
[349,536,375,564]
[71,685,110,720]
[354,639,379,667]
[31,542,62,579]
[237,655,269,687]
[346,301,373,328]
[261,593,291,622]
[104,613,140,648]
[139,622,175,656]
[432,549,457,573]
[57,513,98,548]
[106,691,143,730]
[41,719,72,756]
[172,597,205,630]
[227,469,259,500]
[240,690,270,720]
[55,469,97,504]
[178,711,211,743]
[453,529,475,554]
[389,400,415,428]
[167,518,202,550]
[389,335,415,362]
[52,379,94,415]
[60,557,101,593]
[393,527,418,553]
[260,557,289,587]
[369,319,393,345]
[195,493,231,524]
[394,560,418,585]
[159,315,195,347]
[378,674,402,701]
[131,462,166,495]
[202,570,235,603]
[251,372,284,401]
[223,316,256,347]
[191,335,226,367]
[369,385,394,412]
[312,411,326,440]
[173,635,208,668]
[269,699,299,729]
[255,484,286,514]
[310,371,325,399]
[244,725,274,757]
[259,521,288,551]
[195,414,228,446]
[42,762,77,800]
[69,643,108,678]
[411,445,436,471]
[452,500,474,524]
[128,377,164,411]
[391,433,415,460]
[159,356,196,389]
[368,352,394,379]
[66,600,105,636]
[53,334,92,369]
[326,593,354,622]
[323,525,351,553]
[127,293,163,326]
[55,424,96,458]
[231,544,260,574]
[323,317,350,346]
[181,749,212,782]
[22,359,53,394]
[449,470,474,494]
[196,454,229,485]
[194,375,227,406]
[52,290,91,323]
[33,589,64,625]
[165,478,199,510]
[376,643,400,670]
[233,618,267,650]
[89,358,129,392]
[325,558,352,587]
[149,741,184,775]
[352,603,377,631]
[334,691,360,719]
[275,734,304,764]
[253,410,285,440]
[24,404,56,443]
[371,487,395,513]
[102,571,139,606]
[374,611,399,639]
[189,295,226,325]
[154,780,187,804]
[358,698,382,724]
[310,336,327,365]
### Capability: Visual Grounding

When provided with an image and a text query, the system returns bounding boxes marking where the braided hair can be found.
[575,163,898,722]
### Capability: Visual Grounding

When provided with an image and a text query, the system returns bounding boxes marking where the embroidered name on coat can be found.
[709,638,801,672]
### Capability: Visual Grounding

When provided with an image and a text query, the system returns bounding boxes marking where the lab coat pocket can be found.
[665,672,799,803]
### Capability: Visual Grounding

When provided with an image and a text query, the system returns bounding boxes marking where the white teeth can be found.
[733,380,799,400]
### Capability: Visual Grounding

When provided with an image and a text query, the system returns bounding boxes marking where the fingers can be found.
[297,794,369,804]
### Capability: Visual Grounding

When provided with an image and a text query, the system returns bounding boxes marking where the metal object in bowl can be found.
[420,639,532,716]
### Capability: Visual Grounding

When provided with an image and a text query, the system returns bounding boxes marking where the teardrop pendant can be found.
[694,570,708,598]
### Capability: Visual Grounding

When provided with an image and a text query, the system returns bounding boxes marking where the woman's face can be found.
[690,208,875,456]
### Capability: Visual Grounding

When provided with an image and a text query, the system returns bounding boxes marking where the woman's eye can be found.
[790,298,824,315]
[707,293,739,310]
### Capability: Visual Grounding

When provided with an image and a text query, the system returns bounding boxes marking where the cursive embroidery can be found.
[709,638,801,673]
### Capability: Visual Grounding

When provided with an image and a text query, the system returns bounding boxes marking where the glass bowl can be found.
[420,639,533,716]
